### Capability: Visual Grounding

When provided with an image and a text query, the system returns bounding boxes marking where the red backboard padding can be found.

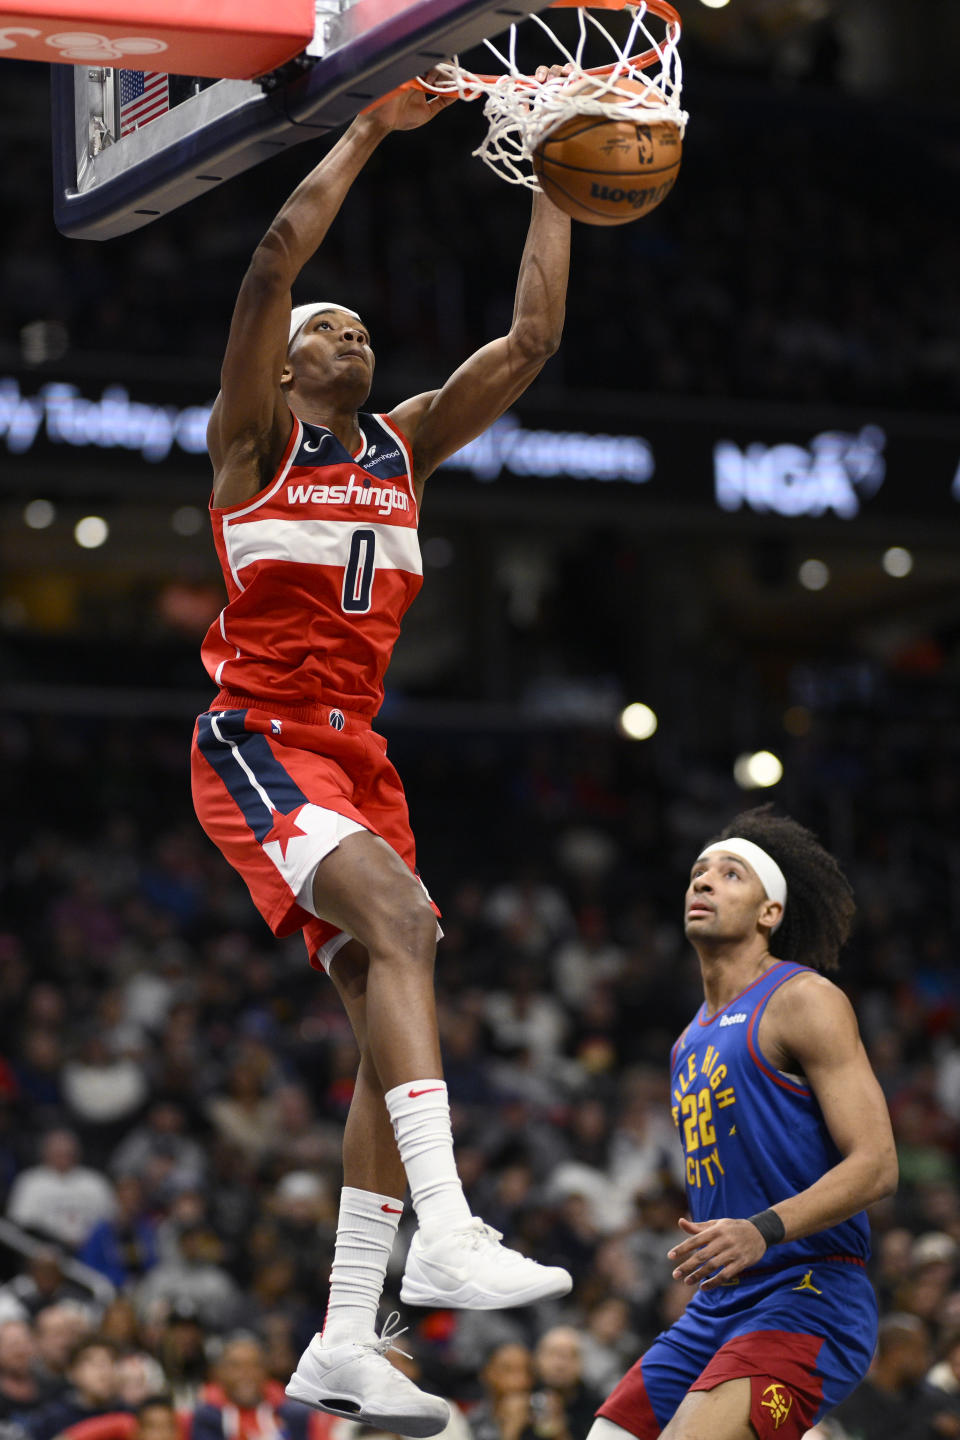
[0,0,315,78]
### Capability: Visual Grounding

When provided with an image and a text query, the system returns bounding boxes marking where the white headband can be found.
[699,838,787,932]
[288,302,362,345]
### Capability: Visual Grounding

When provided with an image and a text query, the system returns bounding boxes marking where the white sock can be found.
[384,1079,472,1237]
[322,1186,403,1346]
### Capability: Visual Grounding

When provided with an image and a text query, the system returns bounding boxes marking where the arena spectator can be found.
[113,1355,167,1411]
[134,1225,241,1333]
[0,1249,91,1322]
[0,1321,44,1418]
[110,1105,205,1201]
[11,1032,64,1117]
[551,909,625,1009]
[192,1335,325,1440]
[134,1396,181,1440]
[829,1314,960,1440]
[529,1327,603,1440]
[54,1394,182,1440]
[928,1329,960,1400]
[12,1337,120,1440]
[261,1087,341,1177]
[205,1058,275,1167]
[32,1307,91,1396]
[148,1302,207,1411]
[61,1033,149,1162]
[6,1133,115,1251]
[468,1343,535,1440]
[79,1177,158,1290]
[97,1299,141,1352]
[262,1172,334,1308]
[577,1298,639,1396]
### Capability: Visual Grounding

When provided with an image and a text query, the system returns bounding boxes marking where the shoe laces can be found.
[366,1311,413,1362]
[459,1218,504,1250]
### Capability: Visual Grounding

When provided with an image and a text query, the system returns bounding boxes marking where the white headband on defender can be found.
[288,302,362,345]
[699,838,787,931]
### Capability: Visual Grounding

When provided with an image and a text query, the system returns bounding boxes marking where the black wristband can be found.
[747,1208,786,1249]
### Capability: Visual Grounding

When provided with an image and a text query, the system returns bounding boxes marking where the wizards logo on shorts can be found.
[328,709,345,731]
[760,1383,793,1429]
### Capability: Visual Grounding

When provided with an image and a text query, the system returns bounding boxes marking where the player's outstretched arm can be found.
[209,83,455,504]
[389,186,572,499]
[668,974,898,1290]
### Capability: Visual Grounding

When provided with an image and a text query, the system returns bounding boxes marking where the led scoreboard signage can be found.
[1,374,959,525]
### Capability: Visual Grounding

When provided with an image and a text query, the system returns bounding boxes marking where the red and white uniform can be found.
[191,411,437,972]
[201,410,421,717]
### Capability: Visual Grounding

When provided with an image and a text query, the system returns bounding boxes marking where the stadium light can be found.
[171,505,203,536]
[619,702,658,740]
[798,559,829,591]
[734,751,783,790]
[24,499,55,529]
[74,515,109,549]
[882,546,913,578]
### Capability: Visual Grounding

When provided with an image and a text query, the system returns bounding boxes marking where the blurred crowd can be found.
[0,675,958,1440]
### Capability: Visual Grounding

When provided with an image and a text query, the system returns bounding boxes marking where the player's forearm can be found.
[768,1145,898,1244]
[509,192,571,360]
[251,113,390,286]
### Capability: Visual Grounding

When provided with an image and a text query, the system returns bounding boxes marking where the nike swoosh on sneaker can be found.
[415,1255,470,1284]
[408,1086,445,1097]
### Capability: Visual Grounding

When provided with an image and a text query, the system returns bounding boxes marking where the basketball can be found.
[532,78,682,227]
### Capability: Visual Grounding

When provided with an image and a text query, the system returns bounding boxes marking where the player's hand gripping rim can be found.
[668,1215,770,1290]
[362,68,458,128]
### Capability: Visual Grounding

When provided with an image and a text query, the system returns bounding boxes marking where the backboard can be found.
[46,0,550,240]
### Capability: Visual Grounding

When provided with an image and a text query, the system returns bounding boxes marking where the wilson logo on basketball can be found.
[589,180,676,209]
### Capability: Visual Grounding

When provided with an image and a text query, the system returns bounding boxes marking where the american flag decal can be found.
[118,71,170,137]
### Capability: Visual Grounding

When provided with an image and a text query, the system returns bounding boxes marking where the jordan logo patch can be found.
[792,1270,823,1295]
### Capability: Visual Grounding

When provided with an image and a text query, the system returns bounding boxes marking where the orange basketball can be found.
[532,78,682,226]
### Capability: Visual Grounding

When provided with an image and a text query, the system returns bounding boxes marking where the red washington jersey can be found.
[202,411,422,718]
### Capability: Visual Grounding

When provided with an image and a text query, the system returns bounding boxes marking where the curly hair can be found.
[705,805,856,973]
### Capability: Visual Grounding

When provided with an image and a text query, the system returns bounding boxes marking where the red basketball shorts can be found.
[191,703,438,972]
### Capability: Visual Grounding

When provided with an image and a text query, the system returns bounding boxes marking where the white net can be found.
[426,0,687,188]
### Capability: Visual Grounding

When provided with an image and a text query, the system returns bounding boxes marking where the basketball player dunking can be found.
[190,77,572,1436]
[589,808,897,1440]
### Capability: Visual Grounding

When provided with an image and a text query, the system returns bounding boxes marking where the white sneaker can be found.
[400,1218,573,1309]
[285,1314,450,1437]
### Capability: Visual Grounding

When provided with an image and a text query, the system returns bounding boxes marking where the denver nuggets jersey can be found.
[670,961,870,1267]
[202,412,421,719]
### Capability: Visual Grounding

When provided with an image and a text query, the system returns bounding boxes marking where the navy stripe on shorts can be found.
[196,711,309,843]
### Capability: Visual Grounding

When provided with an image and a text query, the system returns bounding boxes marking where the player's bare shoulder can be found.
[760,967,859,1075]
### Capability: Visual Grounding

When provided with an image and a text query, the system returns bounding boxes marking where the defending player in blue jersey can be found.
[590,807,897,1440]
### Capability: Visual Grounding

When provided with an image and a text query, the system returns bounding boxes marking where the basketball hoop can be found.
[423,0,686,188]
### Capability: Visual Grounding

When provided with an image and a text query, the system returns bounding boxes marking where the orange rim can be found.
[547,0,680,76]
[405,0,681,99]
[443,0,678,88]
